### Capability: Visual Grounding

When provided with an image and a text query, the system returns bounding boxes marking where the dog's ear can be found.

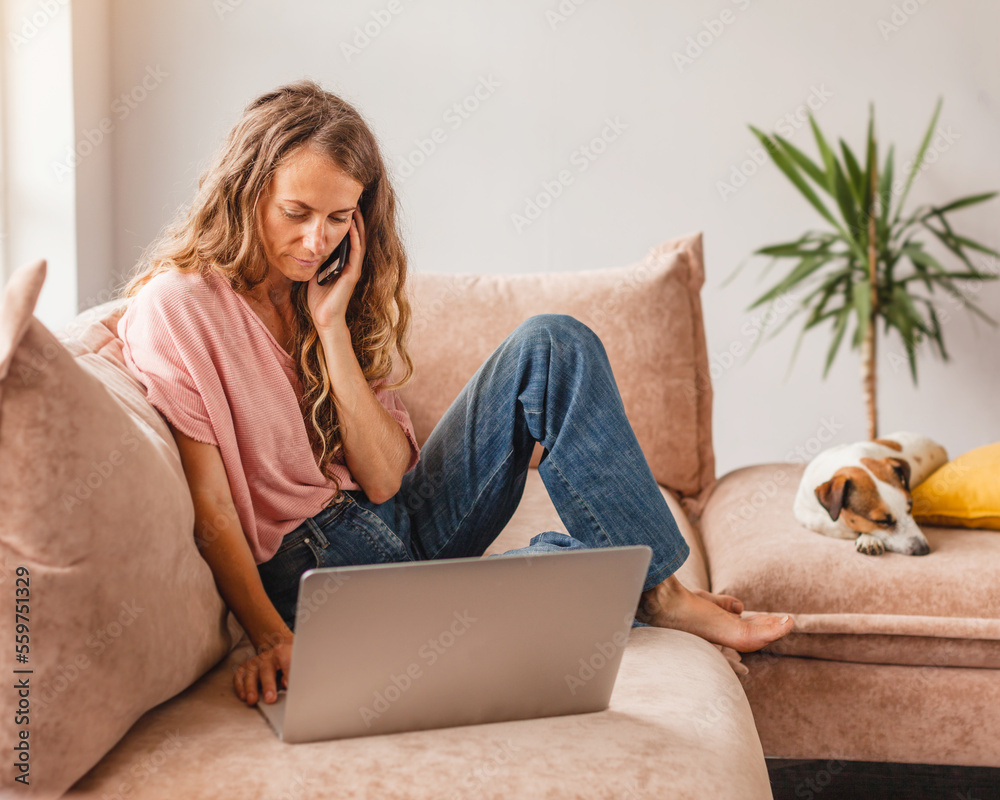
[888,457,911,492]
[815,474,851,521]
[861,456,912,493]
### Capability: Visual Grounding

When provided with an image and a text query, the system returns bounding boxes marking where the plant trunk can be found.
[864,153,879,440]
[862,312,877,440]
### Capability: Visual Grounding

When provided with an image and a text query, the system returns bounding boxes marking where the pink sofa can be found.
[1,234,771,799]
[2,229,996,799]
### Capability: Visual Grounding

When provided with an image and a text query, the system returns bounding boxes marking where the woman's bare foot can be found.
[637,575,793,653]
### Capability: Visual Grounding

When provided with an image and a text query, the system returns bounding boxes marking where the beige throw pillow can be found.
[400,231,715,499]
[0,259,241,798]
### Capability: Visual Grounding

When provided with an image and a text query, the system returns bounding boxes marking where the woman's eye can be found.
[282,210,349,223]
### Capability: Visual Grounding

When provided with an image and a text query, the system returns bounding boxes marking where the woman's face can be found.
[256,145,364,286]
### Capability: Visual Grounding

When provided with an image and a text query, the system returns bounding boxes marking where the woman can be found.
[117,80,793,709]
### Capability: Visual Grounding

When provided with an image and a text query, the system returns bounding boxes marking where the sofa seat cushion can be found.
[0,260,243,798]
[698,463,1000,669]
[67,627,772,800]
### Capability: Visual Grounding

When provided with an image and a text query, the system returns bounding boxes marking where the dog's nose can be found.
[909,538,930,556]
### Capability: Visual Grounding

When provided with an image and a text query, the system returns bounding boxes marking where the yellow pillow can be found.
[912,442,1000,529]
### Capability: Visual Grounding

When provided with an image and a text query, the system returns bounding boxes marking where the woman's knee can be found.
[513,313,606,358]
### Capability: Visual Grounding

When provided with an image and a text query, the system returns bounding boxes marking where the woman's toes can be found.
[736,613,794,652]
[693,588,744,615]
[725,595,744,614]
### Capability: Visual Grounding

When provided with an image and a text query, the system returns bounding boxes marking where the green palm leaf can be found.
[893,97,942,225]
[839,138,865,211]
[878,143,895,236]
[935,191,998,215]
[823,304,853,378]
[772,135,828,190]
[749,125,843,233]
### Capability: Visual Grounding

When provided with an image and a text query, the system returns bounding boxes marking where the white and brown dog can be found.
[793,431,948,556]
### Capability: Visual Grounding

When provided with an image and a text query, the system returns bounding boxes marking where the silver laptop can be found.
[257,544,652,743]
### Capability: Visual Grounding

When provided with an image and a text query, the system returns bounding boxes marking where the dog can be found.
[793,431,948,556]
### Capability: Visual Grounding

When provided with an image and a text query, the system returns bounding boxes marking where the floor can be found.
[767,759,1000,800]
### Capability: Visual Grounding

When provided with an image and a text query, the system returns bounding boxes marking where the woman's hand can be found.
[307,206,366,336]
[233,635,294,706]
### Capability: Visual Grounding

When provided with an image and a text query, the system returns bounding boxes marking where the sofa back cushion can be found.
[399,231,715,499]
[0,260,242,798]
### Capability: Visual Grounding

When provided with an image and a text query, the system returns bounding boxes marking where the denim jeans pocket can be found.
[328,500,413,565]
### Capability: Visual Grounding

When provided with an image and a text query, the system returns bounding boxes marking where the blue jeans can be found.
[257,314,690,631]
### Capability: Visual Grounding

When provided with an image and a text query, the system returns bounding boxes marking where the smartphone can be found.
[317,234,350,286]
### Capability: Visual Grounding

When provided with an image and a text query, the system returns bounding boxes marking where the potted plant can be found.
[729,98,998,439]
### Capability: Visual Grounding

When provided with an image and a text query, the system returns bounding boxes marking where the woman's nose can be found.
[304,220,326,255]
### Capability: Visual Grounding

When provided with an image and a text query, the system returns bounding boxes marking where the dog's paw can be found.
[855,533,885,556]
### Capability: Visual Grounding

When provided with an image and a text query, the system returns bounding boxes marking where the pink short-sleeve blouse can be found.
[117,268,420,564]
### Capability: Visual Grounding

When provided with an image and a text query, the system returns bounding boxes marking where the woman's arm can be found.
[306,207,413,505]
[320,324,413,504]
[169,422,292,706]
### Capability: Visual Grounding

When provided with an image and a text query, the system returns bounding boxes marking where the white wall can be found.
[96,0,1000,475]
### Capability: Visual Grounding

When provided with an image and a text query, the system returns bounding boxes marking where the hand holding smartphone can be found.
[316,234,350,286]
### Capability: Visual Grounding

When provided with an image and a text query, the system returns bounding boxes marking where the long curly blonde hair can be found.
[117,79,415,502]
